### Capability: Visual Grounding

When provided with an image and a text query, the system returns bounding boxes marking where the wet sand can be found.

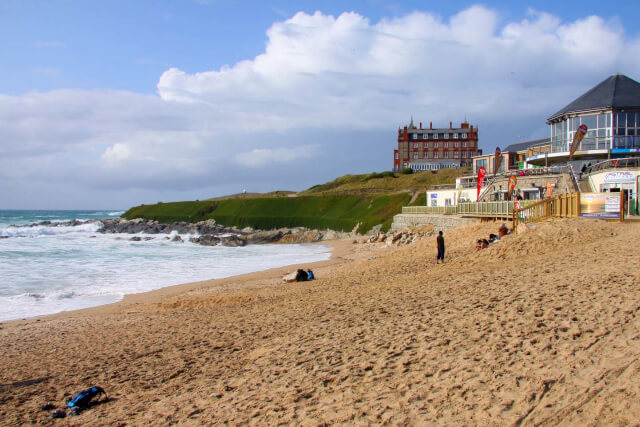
[1,218,640,425]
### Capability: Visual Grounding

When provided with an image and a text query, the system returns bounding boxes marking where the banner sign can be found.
[507,176,517,199]
[477,166,486,199]
[547,180,553,197]
[603,171,635,183]
[569,124,588,159]
[494,147,502,174]
[580,192,620,218]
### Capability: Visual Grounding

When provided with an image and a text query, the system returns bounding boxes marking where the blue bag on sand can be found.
[67,386,107,410]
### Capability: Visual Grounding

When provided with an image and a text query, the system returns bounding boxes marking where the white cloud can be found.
[102,143,132,165]
[2,7,640,208]
[158,7,639,130]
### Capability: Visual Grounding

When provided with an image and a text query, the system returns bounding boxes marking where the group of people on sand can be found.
[435,222,513,264]
[476,223,511,251]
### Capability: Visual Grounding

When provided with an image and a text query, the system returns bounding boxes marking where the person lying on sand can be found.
[476,239,489,250]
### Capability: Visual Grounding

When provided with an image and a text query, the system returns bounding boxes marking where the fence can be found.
[512,193,581,232]
[402,201,535,217]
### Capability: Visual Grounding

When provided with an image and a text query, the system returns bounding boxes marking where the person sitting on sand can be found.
[307,269,315,280]
[488,233,499,243]
[476,239,483,251]
[295,269,308,282]
[498,223,509,238]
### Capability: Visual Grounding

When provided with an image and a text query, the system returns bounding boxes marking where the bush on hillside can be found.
[401,168,413,174]
[365,171,396,181]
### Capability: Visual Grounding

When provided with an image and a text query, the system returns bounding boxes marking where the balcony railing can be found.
[585,157,640,175]
[550,136,640,153]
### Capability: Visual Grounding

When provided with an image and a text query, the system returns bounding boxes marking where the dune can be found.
[1,218,639,425]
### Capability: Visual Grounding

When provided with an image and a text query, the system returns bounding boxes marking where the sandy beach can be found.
[1,218,640,425]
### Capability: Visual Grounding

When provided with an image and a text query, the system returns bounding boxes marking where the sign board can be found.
[603,171,635,183]
[580,192,621,218]
[430,193,437,207]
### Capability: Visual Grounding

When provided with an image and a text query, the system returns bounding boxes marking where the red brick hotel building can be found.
[393,119,480,171]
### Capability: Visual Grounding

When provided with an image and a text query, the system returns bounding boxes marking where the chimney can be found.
[430,122,432,129]
[449,121,452,129]
[419,122,422,129]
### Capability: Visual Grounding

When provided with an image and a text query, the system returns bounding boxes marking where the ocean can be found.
[0,210,331,322]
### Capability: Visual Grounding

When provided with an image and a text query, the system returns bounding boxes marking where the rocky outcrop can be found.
[189,235,246,247]
[99,218,226,235]
[94,218,361,247]
[368,225,435,247]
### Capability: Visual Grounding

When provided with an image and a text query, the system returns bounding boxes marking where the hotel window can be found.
[461,151,466,158]
[434,152,439,159]
[395,152,399,159]
[433,142,438,148]
[461,133,468,138]
[423,133,428,139]
[454,142,459,148]
[442,133,448,139]
[453,151,459,158]
[413,143,418,148]
[444,151,449,158]
[462,142,467,147]
[453,133,458,139]
[433,133,438,139]
[412,133,417,139]
[423,150,428,158]
[413,152,418,159]
[444,142,449,148]
[423,143,428,148]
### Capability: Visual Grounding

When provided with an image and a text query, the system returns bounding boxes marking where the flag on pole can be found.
[507,176,517,200]
[494,147,502,175]
[569,124,588,159]
[477,166,486,199]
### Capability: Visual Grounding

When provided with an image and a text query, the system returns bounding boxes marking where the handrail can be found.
[584,157,640,175]
[512,193,581,232]
[567,164,580,192]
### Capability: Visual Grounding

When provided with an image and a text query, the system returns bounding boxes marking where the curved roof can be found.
[547,74,640,122]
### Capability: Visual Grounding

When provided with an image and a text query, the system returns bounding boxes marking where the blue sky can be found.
[1,0,640,208]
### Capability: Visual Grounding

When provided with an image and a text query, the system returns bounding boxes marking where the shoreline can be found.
[3,238,354,326]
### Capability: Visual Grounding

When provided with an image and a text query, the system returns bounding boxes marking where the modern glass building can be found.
[544,74,640,160]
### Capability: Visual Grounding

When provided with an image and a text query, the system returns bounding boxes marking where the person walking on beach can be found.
[436,231,445,264]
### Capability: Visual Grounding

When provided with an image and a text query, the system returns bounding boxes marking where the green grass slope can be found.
[122,169,462,233]
[123,193,412,233]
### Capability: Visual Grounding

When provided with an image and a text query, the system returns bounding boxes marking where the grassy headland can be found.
[122,168,468,233]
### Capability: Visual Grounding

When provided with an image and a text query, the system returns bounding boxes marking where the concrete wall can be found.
[391,213,479,232]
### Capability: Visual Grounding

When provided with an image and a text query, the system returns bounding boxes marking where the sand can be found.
[1,218,640,425]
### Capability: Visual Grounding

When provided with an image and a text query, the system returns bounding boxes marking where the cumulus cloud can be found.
[1,6,640,208]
